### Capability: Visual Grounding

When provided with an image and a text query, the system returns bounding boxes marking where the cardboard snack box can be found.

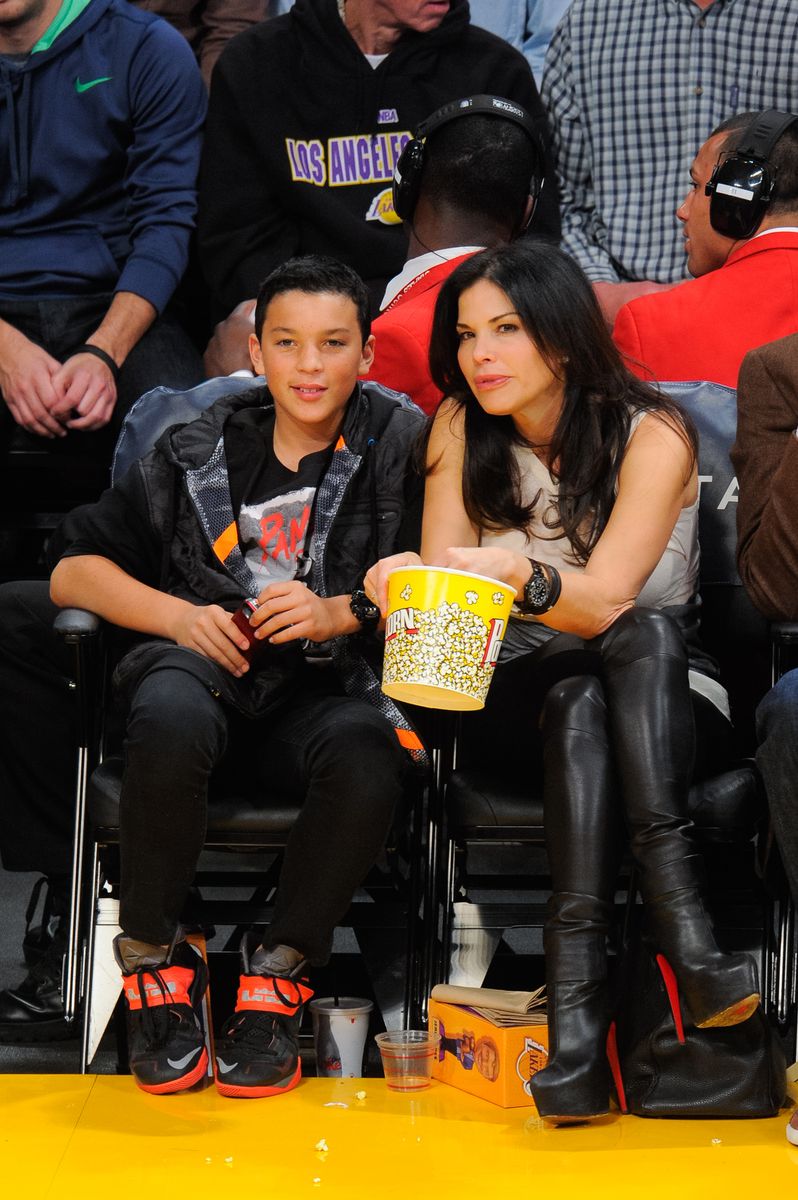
[428,997,549,1108]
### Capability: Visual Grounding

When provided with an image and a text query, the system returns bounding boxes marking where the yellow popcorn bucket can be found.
[381,566,516,711]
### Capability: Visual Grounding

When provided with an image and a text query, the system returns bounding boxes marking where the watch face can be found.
[522,562,552,614]
[350,589,380,627]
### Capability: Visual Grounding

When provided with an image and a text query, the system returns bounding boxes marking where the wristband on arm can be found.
[67,343,120,382]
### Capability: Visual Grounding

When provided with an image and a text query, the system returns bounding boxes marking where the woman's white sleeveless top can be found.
[478,412,727,715]
[480,412,699,608]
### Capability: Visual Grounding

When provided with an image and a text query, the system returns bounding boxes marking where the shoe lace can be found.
[130,965,179,1049]
[224,976,307,1049]
[268,976,309,1011]
[224,1009,282,1050]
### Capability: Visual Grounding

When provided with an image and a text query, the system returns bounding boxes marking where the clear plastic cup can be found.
[375,1029,440,1091]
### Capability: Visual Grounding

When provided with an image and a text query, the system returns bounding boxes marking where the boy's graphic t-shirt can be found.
[225,408,331,594]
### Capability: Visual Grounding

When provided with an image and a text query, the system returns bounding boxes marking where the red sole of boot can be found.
[215,1061,302,1099]
[136,1048,209,1095]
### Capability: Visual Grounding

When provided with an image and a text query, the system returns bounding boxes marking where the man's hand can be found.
[251,580,341,645]
[203,299,257,378]
[0,324,67,438]
[51,353,117,431]
[170,601,252,676]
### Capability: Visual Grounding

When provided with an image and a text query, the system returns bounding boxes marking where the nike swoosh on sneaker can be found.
[166,1045,203,1071]
[215,1058,239,1074]
[75,76,112,93]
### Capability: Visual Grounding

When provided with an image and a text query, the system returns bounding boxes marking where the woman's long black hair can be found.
[428,242,697,564]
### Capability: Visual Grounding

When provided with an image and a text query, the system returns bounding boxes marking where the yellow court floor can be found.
[2,1074,797,1200]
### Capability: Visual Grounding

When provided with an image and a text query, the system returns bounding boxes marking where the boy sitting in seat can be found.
[48,256,426,1096]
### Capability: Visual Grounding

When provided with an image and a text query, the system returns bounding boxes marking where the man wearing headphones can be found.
[542,0,798,327]
[199,0,561,378]
[612,111,798,388]
[364,95,546,415]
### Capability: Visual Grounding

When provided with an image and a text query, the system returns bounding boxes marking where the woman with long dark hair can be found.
[367,241,759,1124]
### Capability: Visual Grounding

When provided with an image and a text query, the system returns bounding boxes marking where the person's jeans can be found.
[0,580,410,967]
[120,664,408,964]
[756,668,798,905]
[0,294,204,453]
[0,581,77,877]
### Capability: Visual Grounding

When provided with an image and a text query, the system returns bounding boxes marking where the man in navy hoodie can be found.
[0,0,206,450]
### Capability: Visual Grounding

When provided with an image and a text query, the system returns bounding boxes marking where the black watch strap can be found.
[519,559,562,616]
[350,588,380,631]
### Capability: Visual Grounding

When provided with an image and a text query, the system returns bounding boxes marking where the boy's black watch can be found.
[350,588,380,632]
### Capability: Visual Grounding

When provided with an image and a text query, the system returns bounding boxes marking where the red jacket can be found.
[612,232,798,387]
[367,254,474,416]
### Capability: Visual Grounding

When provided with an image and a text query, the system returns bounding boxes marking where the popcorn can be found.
[383,569,515,709]
[383,601,496,705]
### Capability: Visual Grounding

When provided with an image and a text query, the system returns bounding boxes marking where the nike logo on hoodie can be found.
[75,76,112,93]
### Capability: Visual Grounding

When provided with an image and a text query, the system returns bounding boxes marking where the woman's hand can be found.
[251,580,341,645]
[363,551,424,615]
[435,547,531,599]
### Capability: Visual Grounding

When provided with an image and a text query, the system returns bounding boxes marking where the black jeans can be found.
[0,294,204,453]
[120,665,407,964]
[0,581,78,878]
[0,580,408,966]
[756,669,798,906]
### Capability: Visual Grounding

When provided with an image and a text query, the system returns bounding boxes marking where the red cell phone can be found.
[231,598,260,661]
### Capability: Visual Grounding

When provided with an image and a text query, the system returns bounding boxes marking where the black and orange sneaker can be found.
[214,940,313,1099]
[115,937,209,1095]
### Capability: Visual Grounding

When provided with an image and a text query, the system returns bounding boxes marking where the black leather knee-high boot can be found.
[529,671,624,1123]
[529,891,615,1122]
[599,608,759,1029]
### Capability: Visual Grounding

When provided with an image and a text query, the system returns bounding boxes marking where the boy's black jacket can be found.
[54,381,428,760]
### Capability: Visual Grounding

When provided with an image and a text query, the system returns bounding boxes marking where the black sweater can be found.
[198,0,559,319]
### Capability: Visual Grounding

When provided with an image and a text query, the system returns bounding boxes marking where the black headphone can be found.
[392,94,544,226]
[705,108,798,239]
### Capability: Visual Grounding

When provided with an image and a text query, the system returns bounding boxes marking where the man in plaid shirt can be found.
[541,0,798,324]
